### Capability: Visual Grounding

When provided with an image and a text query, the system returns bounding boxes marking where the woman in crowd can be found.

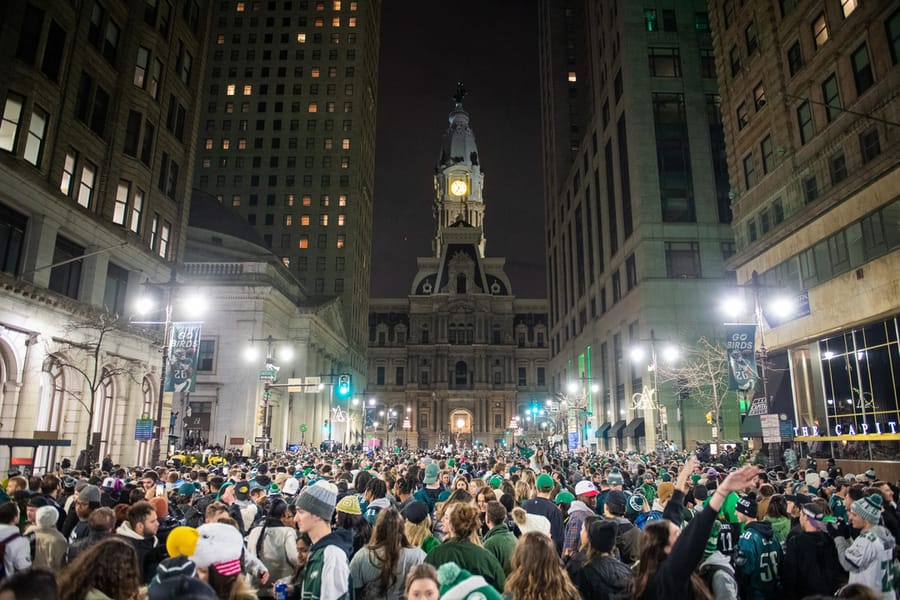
[764,494,791,544]
[425,502,505,591]
[402,501,440,554]
[404,563,440,600]
[633,460,760,600]
[246,497,299,595]
[192,522,258,600]
[57,538,143,600]
[432,489,472,542]
[504,532,581,600]
[475,487,497,537]
[335,494,373,558]
[350,508,426,599]
[566,518,634,600]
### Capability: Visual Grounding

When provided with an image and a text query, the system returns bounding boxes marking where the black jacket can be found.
[522,496,565,554]
[567,554,634,600]
[782,529,847,599]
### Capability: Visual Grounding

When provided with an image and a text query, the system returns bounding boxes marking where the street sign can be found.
[299,424,308,433]
[747,397,769,415]
[259,369,277,382]
[402,418,411,429]
[254,436,271,444]
[134,418,154,441]
[262,391,272,400]
[287,376,321,393]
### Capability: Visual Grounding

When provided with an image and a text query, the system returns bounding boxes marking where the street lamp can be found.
[629,329,680,452]
[245,335,294,455]
[562,381,599,450]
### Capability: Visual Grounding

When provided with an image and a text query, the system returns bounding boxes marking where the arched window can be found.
[35,356,65,472]
[454,361,468,386]
[93,369,116,460]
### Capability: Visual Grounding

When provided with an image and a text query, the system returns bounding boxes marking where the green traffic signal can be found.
[336,374,351,399]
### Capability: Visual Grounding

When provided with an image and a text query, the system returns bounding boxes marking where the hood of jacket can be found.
[368,497,391,511]
[311,527,354,558]
[867,525,896,550]
[568,500,593,515]
[483,524,514,542]
[746,520,775,539]
[116,521,157,545]
[702,550,733,569]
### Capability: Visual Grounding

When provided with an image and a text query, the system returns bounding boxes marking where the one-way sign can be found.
[254,436,271,444]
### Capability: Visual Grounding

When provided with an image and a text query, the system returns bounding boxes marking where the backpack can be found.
[699,561,738,599]
[0,531,22,579]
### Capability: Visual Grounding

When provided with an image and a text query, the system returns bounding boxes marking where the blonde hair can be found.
[505,533,580,600]
[515,480,534,505]
[404,515,432,548]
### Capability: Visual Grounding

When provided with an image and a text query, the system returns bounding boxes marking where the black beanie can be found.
[736,492,758,519]
[587,520,617,553]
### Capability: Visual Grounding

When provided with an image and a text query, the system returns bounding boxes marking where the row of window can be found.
[647,47,717,79]
[291,233,346,249]
[286,255,345,272]
[292,275,344,293]
[0,94,48,167]
[237,212,348,227]
[216,192,349,208]
[212,65,355,80]
[371,365,547,388]
[218,83,355,97]
[208,100,354,115]
[229,0,357,13]
[644,8,710,33]
[205,118,353,133]
[213,38,357,65]
[199,173,352,188]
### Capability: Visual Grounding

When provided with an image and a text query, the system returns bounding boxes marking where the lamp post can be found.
[629,330,680,452]
[403,406,411,449]
[563,381,599,450]
[245,335,294,455]
[366,397,375,450]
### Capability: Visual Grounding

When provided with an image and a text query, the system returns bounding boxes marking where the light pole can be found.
[403,406,411,449]
[630,330,680,452]
[245,335,294,455]
[366,397,375,450]
[563,380,599,450]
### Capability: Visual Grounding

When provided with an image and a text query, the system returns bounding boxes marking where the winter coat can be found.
[734,520,783,600]
[699,551,739,600]
[606,516,639,565]
[521,496,565,555]
[66,531,111,564]
[834,524,896,600]
[349,545,426,600]
[247,523,299,583]
[0,523,31,578]
[24,524,67,570]
[296,528,354,600]
[765,515,790,545]
[482,524,516,574]
[425,538,505,591]
[116,521,165,584]
[563,501,594,554]
[567,554,634,600]
[782,529,846,599]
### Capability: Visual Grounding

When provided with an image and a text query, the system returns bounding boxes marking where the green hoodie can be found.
[765,515,791,544]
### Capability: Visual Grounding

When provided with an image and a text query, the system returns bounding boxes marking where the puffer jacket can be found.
[567,554,634,600]
[246,523,299,583]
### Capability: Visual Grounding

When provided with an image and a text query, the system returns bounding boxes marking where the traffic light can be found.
[739,398,748,414]
[256,406,265,426]
[336,374,351,399]
[323,419,329,431]
[705,411,713,425]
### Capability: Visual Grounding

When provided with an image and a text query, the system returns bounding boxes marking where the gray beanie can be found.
[36,506,59,528]
[851,493,883,525]
[295,480,338,522]
[79,484,101,504]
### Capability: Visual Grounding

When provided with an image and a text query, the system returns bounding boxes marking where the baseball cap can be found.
[400,501,429,525]
[574,480,599,497]
[784,493,813,505]
[536,474,554,491]
[554,491,575,505]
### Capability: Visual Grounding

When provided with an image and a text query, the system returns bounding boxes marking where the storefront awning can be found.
[624,418,645,437]
[608,420,627,437]
[739,415,762,438]
[595,422,611,437]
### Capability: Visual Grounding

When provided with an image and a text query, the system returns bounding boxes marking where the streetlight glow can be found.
[456,418,465,429]
[720,295,747,319]
[369,397,376,406]
[276,346,294,362]
[244,346,259,362]
[661,345,680,363]
[566,381,578,393]
[179,293,208,318]
[591,383,599,393]
[629,347,646,363]
[768,295,796,319]
[134,296,155,315]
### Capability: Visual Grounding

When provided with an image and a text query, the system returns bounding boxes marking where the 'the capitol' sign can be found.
[794,422,899,437]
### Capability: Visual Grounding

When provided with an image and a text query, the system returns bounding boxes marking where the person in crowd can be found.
[432,489,472,542]
[57,537,144,600]
[425,502,505,591]
[763,494,792,545]
[68,484,101,544]
[734,491,783,600]
[566,518,634,600]
[782,502,847,599]
[403,563,440,600]
[400,501,440,554]
[293,481,353,600]
[0,501,30,579]
[335,494,372,557]
[116,500,166,584]
[601,489,640,566]
[521,473,565,555]
[832,493,896,600]
[633,460,759,600]
[698,520,739,600]
[481,501,515,575]
[0,568,59,600]
[563,480,599,557]
[349,507,426,599]
[25,505,67,570]
[246,497,299,596]
[190,521,258,600]
[65,506,115,564]
[363,479,391,526]
[475,487,497,537]
[503,532,580,600]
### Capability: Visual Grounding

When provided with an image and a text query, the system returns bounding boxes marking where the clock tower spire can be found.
[433,82,486,258]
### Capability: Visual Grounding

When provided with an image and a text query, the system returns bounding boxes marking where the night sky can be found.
[370,0,546,299]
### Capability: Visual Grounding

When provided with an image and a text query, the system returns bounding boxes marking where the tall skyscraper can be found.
[539,1,737,451]
[0,0,211,467]
[709,0,899,456]
[194,0,380,371]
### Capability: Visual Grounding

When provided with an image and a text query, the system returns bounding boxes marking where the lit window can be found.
[302,195,312,206]
[813,13,829,48]
[338,194,347,206]
[298,236,309,249]
[341,138,351,150]
[226,102,234,113]
[316,1,324,10]
[321,195,330,206]
[77,162,96,208]
[24,108,48,166]
[284,215,293,226]
[568,72,577,83]
[60,150,76,195]
[315,18,323,27]
[159,222,170,259]
[236,2,245,11]
[841,0,857,17]
[308,102,318,113]
[297,33,306,43]
[113,182,129,225]
[350,1,357,10]
[301,214,311,226]
[320,214,329,226]
[348,17,356,27]
[337,214,345,226]
[333,1,341,9]
[340,156,349,168]
[0,94,24,152]
[226,84,236,95]
[222,139,230,149]
[217,34,225,45]
[243,84,252,95]
[332,17,340,27]
[336,234,345,248]
[204,138,213,149]
[311,68,321,78]
[232,194,241,206]
[131,189,143,233]
[324,138,333,149]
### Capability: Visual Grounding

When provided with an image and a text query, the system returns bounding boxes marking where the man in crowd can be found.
[522,473,564,555]
[117,501,166,584]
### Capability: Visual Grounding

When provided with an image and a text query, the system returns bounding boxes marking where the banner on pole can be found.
[725,323,758,392]
[164,322,202,392]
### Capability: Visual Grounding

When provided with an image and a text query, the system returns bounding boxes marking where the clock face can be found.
[450,180,468,196]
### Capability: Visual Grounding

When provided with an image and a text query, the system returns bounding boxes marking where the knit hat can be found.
[177,483,197,497]
[657,482,675,503]
[488,474,503,489]
[166,526,200,558]
[574,480,599,498]
[149,496,169,519]
[586,519,617,553]
[148,576,217,600]
[535,473,554,491]
[191,523,243,576]
[851,493,883,525]
[554,491,575,505]
[704,520,721,559]
[437,562,504,600]
[282,477,300,496]
[423,463,440,484]
[35,505,58,528]
[626,493,645,515]
[607,468,624,486]
[736,492,758,519]
[296,480,338,522]
[234,481,251,501]
[606,490,627,515]
[151,555,197,586]
[336,494,362,515]
[511,507,551,537]
[864,468,877,481]
[400,501,429,525]
[447,459,456,468]
[79,484,101,504]
[268,482,282,495]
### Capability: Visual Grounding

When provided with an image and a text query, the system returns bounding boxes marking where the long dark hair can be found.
[57,538,142,600]
[335,509,373,554]
[367,508,411,594]
[255,497,289,555]
[634,521,712,600]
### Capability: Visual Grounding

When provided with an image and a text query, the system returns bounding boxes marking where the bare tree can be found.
[656,336,734,445]
[51,312,140,468]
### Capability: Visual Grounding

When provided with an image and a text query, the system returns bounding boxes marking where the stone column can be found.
[78,245,108,306]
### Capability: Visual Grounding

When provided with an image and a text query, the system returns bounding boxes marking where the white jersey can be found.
[836,525,896,600]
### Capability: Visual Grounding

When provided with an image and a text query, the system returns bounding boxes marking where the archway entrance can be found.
[449,409,472,449]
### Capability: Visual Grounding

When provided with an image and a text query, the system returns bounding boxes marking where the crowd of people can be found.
[0,443,897,600]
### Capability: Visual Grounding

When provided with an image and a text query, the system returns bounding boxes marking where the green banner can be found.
[164,322,202,392]
[725,323,757,392]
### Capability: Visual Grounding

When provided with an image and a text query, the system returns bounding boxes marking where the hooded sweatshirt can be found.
[782,529,847,599]
[734,520,783,600]
[834,524,896,600]
[116,521,163,584]
[567,553,634,600]
[563,500,594,555]
[699,550,739,600]
[299,528,354,600]
[765,515,790,545]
